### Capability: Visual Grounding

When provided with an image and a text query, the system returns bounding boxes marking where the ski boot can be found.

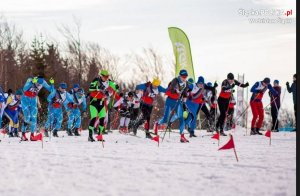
[220,130,227,136]
[145,131,153,139]
[21,132,28,141]
[53,129,59,137]
[66,128,73,136]
[250,128,257,135]
[88,130,95,142]
[13,129,19,137]
[255,128,263,135]
[180,134,189,143]
[74,128,80,136]
[9,132,14,137]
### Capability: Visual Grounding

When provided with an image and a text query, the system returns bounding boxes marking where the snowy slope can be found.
[0,127,296,196]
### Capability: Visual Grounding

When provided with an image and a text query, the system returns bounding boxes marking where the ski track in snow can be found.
[0,127,296,196]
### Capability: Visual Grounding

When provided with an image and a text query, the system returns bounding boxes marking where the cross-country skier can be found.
[65,87,87,136]
[154,69,189,143]
[4,89,23,137]
[269,80,281,132]
[206,82,218,131]
[45,82,73,137]
[21,76,54,141]
[113,91,135,134]
[0,86,6,129]
[185,76,218,137]
[88,70,119,142]
[133,78,166,138]
[286,74,296,130]
[250,77,278,135]
[216,73,249,136]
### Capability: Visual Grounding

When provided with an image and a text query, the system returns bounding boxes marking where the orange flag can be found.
[211,132,220,140]
[265,130,271,138]
[219,135,235,150]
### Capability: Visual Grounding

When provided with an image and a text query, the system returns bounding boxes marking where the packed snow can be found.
[0,127,296,196]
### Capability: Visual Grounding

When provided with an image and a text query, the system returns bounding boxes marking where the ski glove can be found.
[32,77,38,84]
[244,82,249,87]
[49,78,55,84]
[213,82,218,88]
[286,82,289,86]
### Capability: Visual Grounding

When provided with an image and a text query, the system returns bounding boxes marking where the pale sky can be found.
[0,0,296,110]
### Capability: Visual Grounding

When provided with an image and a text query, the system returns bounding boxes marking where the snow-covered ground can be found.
[0,127,296,196]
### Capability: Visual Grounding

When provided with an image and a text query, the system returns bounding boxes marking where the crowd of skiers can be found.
[0,70,297,143]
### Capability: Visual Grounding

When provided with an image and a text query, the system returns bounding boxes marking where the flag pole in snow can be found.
[218,134,238,162]
[245,86,249,136]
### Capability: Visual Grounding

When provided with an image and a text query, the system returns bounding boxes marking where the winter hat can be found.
[15,89,23,96]
[263,77,270,84]
[152,78,161,87]
[197,76,205,84]
[179,69,188,77]
[274,80,279,84]
[227,73,234,80]
[59,82,67,89]
[207,82,212,87]
[187,78,194,83]
[99,70,109,76]
[73,83,80,89]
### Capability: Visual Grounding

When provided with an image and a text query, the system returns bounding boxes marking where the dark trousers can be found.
[216,97,230,131]
[135,103,153,131]
[271,106,280,131]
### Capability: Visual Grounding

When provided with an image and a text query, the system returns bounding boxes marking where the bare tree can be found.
[58,16,84,84]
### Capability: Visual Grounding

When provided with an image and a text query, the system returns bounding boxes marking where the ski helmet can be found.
[274,80,279,84]
[263,77,270,84]
[73,83,80,89]
[179,69,188,77]
[207,82,212,87]
[15,89,23,96]
[227,73,234,80]
[188,78,194,84]
[152,78,161,87]
[99,70,109,76]
[197,76,205,84]
[59,82,67,89]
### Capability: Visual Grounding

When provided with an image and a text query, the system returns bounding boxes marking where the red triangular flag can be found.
[32,133,43,141]
[265,130,271,138]
[96,134,103,141]
[219,135,235,150]
[152,135,159,143]
[211,132,220,140]
[0,128,7,135]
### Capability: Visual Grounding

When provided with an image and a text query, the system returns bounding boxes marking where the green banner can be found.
[168,27,195,80]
